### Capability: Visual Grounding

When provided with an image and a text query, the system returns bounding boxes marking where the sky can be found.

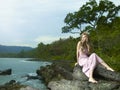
[0,0,119,48]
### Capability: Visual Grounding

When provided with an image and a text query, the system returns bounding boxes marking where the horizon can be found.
[0,35,76,48]
[0,44,34,48]
[0,0,119,48]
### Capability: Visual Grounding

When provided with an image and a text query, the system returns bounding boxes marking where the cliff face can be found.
[37,63,120,90]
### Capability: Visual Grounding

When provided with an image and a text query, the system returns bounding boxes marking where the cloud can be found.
[34,33,80,45]
[0,0,119,47]
[34,36,60,44]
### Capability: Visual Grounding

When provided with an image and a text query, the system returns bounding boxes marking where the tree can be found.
[18,50,25,58]
[62,0,120,34]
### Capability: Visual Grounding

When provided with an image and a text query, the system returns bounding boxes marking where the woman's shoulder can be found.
[77,41,82,45]
[77,41,81,44]
[77,41,82,49]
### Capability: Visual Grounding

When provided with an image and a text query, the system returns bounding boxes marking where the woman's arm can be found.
[75,41,81,65]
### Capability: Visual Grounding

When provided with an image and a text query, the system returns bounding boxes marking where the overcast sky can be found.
[0,0,119,47]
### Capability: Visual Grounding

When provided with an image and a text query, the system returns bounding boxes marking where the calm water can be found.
[0,58,51,90]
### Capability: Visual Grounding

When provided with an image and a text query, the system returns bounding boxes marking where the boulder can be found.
[20,86,39,90]
[73,64,120,82]
[72,64,88,81]
[48,79,120,90]
[54,64,73,80]
[0,68,12,75]
[36,63,73,84]
[95,65,120,82]
[0,80,38,90]
[48,64,120,90]
[0,80,25,90]
[21,74,42,81]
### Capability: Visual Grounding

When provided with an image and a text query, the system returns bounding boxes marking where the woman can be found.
[76,32,114,83]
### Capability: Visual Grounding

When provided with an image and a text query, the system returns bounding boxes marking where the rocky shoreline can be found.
[0,68,43,90]
[0,80,23,90]
[0,69,12,75]
[36,60,120,90]
[0,79,40,90]
[1,59,120,90]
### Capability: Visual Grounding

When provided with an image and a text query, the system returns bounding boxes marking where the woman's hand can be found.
[75,62,78,66]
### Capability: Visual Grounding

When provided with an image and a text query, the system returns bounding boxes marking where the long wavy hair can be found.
[79,32,91,53]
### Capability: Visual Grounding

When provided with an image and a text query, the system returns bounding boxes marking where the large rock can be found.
[21,74,42,81]
[54,64,73,80]
[48,79,120,90]
[20,86,39,90]
[0,69,12,75]
[36,63,73,84]
[0,80,24,90]
[95,65,120,82]
[48,64,120,90]
[72,64,88,81]
[0,80,38,90]
[73,64,120,82]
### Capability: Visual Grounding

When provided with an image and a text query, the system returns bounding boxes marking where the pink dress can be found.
[78,49,103,77]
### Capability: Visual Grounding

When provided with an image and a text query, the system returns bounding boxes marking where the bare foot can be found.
[89,78,98,83]
[106,67,114,72]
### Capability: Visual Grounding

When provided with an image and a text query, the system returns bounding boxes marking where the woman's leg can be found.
[88,53,114,83]
[89,69,98,83]
[91,53,114,71]
[100,61,114,71]
[88,53,98,83]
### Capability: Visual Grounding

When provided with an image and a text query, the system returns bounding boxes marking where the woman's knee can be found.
[90,53,103,64]
[90,53,97,58]
[89,53,97,63]
[91,53,97,56]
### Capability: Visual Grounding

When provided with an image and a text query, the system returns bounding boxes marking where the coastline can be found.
[1,58,120,90]
[0,58,49,90]
[36,61,120,90]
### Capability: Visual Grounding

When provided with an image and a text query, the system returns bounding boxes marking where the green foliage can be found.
[34,37,78,61]
[62,0,120,71]
[30,18,120,71]
[90,17,120,71]
[1,0,120,72]
[0,53,18,58]
[28,0,120,71]
[62,0,120,34]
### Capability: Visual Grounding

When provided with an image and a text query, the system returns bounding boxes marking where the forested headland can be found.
[28,0,120,71]
[1,0,120,71]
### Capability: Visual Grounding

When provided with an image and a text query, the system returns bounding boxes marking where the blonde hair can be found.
[80,32,91,53]
[81,32,89,37]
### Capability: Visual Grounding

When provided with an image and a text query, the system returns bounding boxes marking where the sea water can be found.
[0,58,51,90]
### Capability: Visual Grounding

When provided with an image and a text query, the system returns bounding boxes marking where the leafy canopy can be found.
[62,0,120,34]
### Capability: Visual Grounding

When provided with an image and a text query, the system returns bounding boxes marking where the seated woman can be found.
[75,32,114,83]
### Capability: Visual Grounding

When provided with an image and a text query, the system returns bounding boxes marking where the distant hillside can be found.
[0,45,34,53]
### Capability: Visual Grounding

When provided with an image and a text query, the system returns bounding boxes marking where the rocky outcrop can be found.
[0,69,12,75]
[36,63,73,85]
[21,74,42,81]
[0,80,38,90]
[72,65,88,81]
[37,62,120,90]
[95,65,120,82]
[48,79,120,90]
[0,80,25,90]
[20,86,39,90]
[73,64,120,82]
